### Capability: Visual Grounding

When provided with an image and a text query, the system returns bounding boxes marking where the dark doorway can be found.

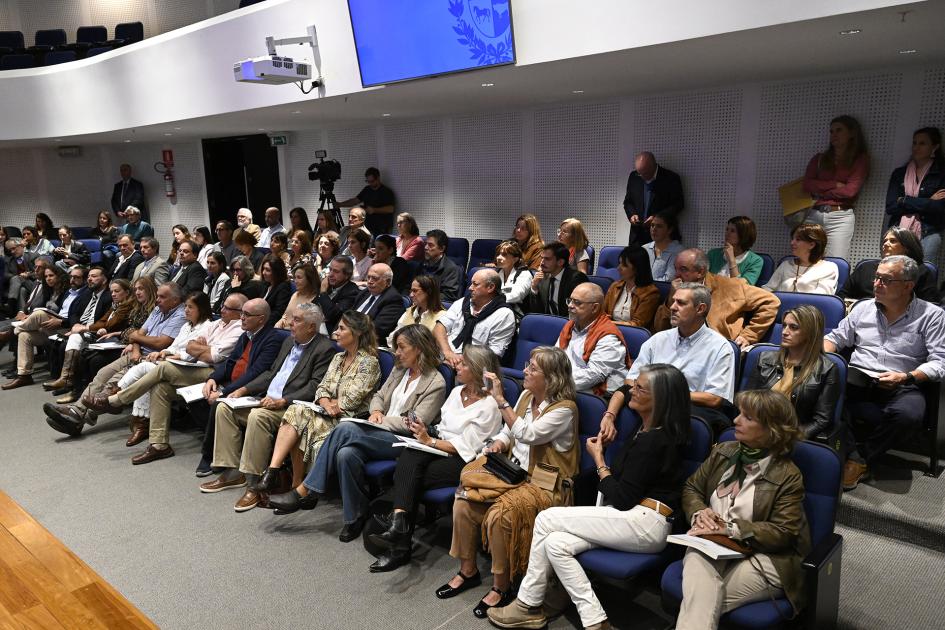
[202,134,281,229]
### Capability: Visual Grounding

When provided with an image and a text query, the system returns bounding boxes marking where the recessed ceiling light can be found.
[164,133,173,136]
[54,138,61,142]
[291,110,301,114]
[382,113,391,117]
[899,48,917,54]
[124,139,132,143]
[173,127,181,130]
[839,29,861,35]
[481,82,494,87]
[258,128,266,131]
[572,90,584,94]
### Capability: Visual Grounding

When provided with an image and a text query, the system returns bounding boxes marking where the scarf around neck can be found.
[452,294,508,349]
[718,443,770,498]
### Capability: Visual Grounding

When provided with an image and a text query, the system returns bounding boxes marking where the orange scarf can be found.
[558,313,630,395]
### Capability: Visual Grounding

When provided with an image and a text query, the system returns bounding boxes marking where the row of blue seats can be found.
[0,24,143,70]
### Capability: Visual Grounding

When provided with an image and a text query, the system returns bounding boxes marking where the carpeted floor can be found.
[1,352,943,629]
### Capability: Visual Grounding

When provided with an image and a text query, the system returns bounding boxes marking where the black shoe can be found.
[435,570,482,599]
[52,386,72,396]
[43,403,84,437]
[270,489,318,515]
[368,511,412,550]
[251,467,280,492]
[45,414,83,437]
[473,588,512,619]
[369,548,412,573]
[195,455,213,478]
[338,515,367,542]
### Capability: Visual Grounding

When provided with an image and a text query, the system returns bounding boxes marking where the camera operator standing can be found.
[338,167,396,236]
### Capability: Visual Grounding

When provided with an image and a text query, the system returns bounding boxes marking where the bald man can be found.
[351,263,405,345]
[258,207,285,248]
[434,268,516,367]
[557,282,629,395]
[623,151,684,246]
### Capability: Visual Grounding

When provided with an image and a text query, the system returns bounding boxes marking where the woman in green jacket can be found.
[676,389,811,630]
[707,216,764,285]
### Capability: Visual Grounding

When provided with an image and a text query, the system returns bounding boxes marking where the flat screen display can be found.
[348,0,515,87]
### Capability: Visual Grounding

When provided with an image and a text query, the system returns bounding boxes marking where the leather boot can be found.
[250,467,281,493]
[43,350,77,391]
[369,511,412,550]
[126,417,149,447]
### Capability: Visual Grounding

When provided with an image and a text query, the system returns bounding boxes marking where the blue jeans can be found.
[303,421,401,524]
[921,230,943,263]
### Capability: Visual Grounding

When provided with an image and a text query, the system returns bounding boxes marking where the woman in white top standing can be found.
[368,345,503,572]
[494,240,533,321]
[387,275,446,347]
[348,228,374,284]
[763,223,839,295]
[643,212,685,282]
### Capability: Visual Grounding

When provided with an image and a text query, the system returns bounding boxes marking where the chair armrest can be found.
[801,533,842,630]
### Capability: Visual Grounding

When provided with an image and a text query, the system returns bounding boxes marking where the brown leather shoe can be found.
[1,374,34,390]
[86,393,125,415]
[842,460,869,491]
[43,376,71,391]
[56,392,79,404]
[126,418,149,447]
[131,444,175,465]
[199,473,247,494]
[234,489,260,512]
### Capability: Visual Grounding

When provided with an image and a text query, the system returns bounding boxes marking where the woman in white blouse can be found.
[494,240,533,320]
[763,223,839,294]
[368,345,503,572]
[204,252,230,313]
[348,228,373,284]
[387,275,446,346]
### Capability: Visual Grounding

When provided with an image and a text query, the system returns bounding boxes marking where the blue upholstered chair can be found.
[616,324,650,361]
[376,348,394,382]
[587,275,613,295]
[660,434,843,629]
[756,253,775,287]
[585,245,596,275]
[107,22,145,48]
[0,31,25,55]
[44,50,76,65]
[503,314,568,380]
[86,46,113,57]
[469,238,503,269]
[763,292,845,344]
[446,237,469,275]
[71,26,107,52]
[465,265,485,287]
[575,393,608,472]
[596,246,623,280]
[30,29,67,53]
[653,281,671,304]
[0,53,34,70]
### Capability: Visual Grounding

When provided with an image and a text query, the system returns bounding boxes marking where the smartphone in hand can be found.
[483,376,493,392]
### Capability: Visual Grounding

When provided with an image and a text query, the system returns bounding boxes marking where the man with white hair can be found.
[234,208,261,243]
[557,282,629,395]
[434,268,516,367]
[119,206,154,243]
[258,207,286,248]
[199,302,336,511]
[339,207,370,255]
[351,262,405,344]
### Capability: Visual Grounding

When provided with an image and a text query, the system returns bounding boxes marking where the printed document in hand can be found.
[339,417,391,431]
[88,341,125,350]
[220,397,261,409]
[393,435,448,457]
[291,400,330,415]
[176,383,205,403]
[167,357,211,368]
[666,534,745,560]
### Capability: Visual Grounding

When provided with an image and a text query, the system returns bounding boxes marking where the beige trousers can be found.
[212,405,286,475]
[14,310,62,375]
[450,498,511,576]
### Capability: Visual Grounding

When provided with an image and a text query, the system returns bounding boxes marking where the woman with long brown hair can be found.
[513,214,544,271]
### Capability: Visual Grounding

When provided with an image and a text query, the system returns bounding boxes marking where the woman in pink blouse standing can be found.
[802,115,870,261]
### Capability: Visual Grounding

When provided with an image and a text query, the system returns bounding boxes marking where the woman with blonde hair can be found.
[513,214,544,271]
[557,218,591,274]
[763,223,838,294]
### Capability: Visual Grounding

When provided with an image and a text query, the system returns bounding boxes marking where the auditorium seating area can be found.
[0,23,144,70]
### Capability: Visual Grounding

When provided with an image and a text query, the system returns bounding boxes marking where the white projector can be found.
[233,55,311,85]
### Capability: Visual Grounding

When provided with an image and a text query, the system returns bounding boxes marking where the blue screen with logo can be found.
[348,0,515,87]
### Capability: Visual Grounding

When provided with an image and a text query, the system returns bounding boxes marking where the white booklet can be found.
[220,396,261,409]
[176,383,205,403]
[666,534,745,560]
[167,357,211,368]
[88,341,125,350]
[291,400,330,415]
[339,417,391,431]
[392,435,448,457]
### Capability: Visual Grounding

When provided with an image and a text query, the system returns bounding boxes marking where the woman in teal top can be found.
[707,215,764,285]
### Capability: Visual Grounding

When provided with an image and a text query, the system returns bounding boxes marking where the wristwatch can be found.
[904,372,916,386]
[497,402,511,410]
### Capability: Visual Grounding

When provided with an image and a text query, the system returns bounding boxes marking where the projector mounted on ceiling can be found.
[234,25,323,93]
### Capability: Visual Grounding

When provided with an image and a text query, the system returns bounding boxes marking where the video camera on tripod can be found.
[307,149,344,226]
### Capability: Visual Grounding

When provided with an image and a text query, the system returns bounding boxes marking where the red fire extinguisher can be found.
[164,171,176,198]
[155,149,176,198]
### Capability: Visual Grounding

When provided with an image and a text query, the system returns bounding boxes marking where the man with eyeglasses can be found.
[131,237,170,285]
[2,238,40,317]
[234,208,261,243]
[337,167,396,236]
[351,263,405,344]
[557,283,629,395]
[316,255,361,332]
[826,255,945,490]
[603,283,736,438]
[212,220,237,264]
[118,206,154,243]
[434,268,515,367]
[653,248,779,349]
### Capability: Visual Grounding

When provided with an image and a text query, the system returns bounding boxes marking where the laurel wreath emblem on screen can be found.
[448,0,513,65]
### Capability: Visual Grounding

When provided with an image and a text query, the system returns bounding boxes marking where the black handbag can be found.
[484,451,527,485]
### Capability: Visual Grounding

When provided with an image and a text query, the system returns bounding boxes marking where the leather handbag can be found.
[484,451,527,485]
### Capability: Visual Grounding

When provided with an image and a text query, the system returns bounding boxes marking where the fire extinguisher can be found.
[164,170,176,198]
[155,149,176,198]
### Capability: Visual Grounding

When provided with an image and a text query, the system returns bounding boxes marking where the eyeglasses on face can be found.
[873,275,907,286]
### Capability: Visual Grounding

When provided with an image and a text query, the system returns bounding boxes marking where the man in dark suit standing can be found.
[171,240,207,293]
[108,234,144,280]
[623,151,684,246]
[525,242,588,316]
[317,256,361,332]
[111,164,148,223]
[352,263,406,345]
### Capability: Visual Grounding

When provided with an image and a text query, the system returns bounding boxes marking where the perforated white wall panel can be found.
[284,129,326,216]
[327,126,379,224]
[153,1,208,38]
[634,89,742,255]
[752,73,903,263]
[0,148,41,229]
[452,112,524,241]
[534,103,621,252]
[41,148,106,226]
[0,3,15,32]
[89,1,152,38]
[384,120,446,234]
[15,0,82,37]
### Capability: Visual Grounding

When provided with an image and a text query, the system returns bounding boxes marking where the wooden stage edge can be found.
[0,490,158,630]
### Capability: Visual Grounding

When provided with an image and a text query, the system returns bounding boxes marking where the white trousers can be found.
[64,332,90,353]
[807,207,855,261]
[517,505,671,627]
[117,360,158,418]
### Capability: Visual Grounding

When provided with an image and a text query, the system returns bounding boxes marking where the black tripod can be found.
[319,181,344,227]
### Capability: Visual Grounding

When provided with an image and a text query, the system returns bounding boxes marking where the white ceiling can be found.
[11,0,945,148]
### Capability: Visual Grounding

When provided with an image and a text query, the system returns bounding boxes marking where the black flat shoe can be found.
[338,515,367,542]
[435,570,482,599]
[251,467,280,492]
[270,489,318,515]
[369,548,411,573]
[473,587,512,619]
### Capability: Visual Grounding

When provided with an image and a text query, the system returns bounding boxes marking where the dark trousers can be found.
[199,400,219,459]
[72,348,122,394]
[628,221,653,247]
[845,383,925,463]
[392,448,466,514]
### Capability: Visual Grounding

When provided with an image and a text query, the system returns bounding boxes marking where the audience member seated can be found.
[22,226,53,256]
[42,278,134,394]
[111,164,147,223]
[171,240,207,294]
[707,216,764,284]
[34,213,56,242]
[513,214,545,271]
[351,263,406,344]
[268,325,446,542]
[763,223,838,294]
[746,305,841,438]
[0,265,66,343]
[204,252,230,314]
[223,256,266,302]
[624,151,685,246]
[52,226,90,270]
[276,265,318,330]
[119,206,154,243]
[268,232,291,268]
[348,228,374,283]
[493,240,533,322]
[557,282,629,395]
[315,209,341,237]
[316,255,360,332]
[212,220,237,264]
[557,218,591,274]
[420,229,462,302]
[488,363,690,630]
[198,303,336,510]
[43,282,186,436]
[676,389,810,629]
[2,238,42,316]
[396,212,425,261]
[388,275,446,347]
[260,255,292,327]
[287,207,314,242]
[91,211,121,266]
[526,242,588,317]
[839,227,940,304]
[434,268,515,366]
[802,115,870,260]
[825,255,945,490]
[4,266,111,391]
[337,167,397,236]
[314,232,339,278]
[234,229,264,271]
[643,212,684,282]
[167,224,191,270]
[131,237,169,285]
[289,231,314,273]
[369,346,503,572]
[441,346,578,619]
[371,234,411,293]
[258,207,286,249]
[234,208,261,242]
[339,208,368,254]
[192,226,214,269]
[620,283,736,434]
[255,311,380,492]
[654,249,779,348]
[602,245,659,330]
[108,235,143,281]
